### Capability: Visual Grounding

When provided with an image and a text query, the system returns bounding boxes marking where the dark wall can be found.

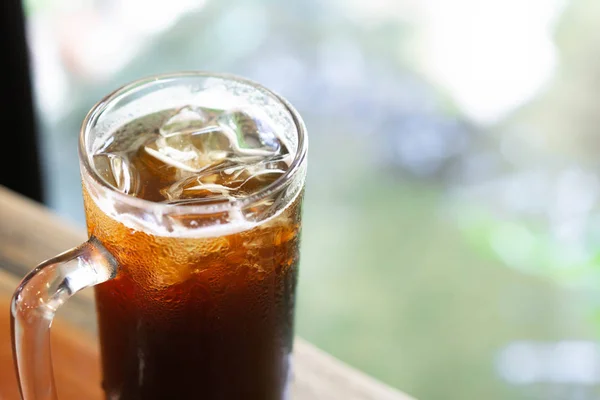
[0,0,44,203]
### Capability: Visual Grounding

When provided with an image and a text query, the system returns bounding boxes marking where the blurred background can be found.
[11,0,600,398]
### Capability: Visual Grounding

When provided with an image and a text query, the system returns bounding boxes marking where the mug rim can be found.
[78,71,308,215]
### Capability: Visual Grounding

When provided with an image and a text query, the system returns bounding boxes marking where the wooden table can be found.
[0,186,414,400]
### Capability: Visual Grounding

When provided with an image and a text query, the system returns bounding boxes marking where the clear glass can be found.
[11,72,307,400]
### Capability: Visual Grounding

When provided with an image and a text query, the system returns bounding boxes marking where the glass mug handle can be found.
[10,236,118,400]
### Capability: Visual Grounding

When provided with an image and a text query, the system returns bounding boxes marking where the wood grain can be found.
[0,185,413,400]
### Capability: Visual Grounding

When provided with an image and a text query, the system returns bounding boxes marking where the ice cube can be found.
[216,108,286,156]
[159,106,214,137]
[144,127,226,173]
[161,155,287,203]
[190,127,235,158]
[236,168,286,195]
[162,174,234,203]
[135,104,291,204]
[146,104,235,172]
[93,153,139,195]
[145,105,289,174]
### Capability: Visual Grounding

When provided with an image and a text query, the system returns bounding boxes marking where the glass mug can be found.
[11,72,307,400]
